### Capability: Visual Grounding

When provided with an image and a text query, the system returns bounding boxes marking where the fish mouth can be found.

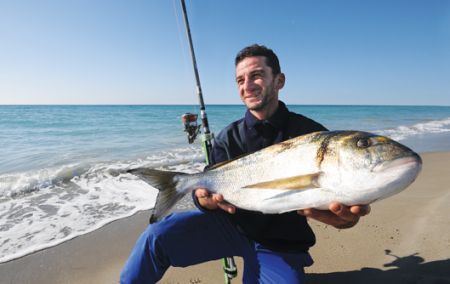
[372,154,422,173]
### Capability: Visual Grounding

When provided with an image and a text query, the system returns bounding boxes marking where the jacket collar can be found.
[244,101,289,130]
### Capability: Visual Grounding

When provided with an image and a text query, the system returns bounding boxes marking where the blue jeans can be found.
[120,209,313,283]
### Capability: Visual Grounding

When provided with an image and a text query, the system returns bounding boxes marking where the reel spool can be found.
[181,113,200,144]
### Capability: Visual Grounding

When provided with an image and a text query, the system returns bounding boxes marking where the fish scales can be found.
[129,131,422,221]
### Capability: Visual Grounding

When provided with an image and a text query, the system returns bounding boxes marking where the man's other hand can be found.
[297,202,371,229]
[194,188,236,214]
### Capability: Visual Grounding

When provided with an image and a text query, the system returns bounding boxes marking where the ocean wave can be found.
[0,146,205,263]
[0,146,204,198]
[376,117,450,141]
[0,164,91,198]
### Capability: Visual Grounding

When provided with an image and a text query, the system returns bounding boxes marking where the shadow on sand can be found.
[306,250,450,284]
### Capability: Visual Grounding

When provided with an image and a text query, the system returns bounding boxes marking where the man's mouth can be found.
[244,94,261,101]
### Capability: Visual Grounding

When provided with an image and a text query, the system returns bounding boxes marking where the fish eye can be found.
[356,138,371,148]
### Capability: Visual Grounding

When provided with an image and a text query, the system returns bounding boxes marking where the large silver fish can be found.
[129,131,422,221]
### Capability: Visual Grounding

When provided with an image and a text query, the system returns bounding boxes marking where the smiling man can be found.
[121,44,370,284]
[235,54,285,118]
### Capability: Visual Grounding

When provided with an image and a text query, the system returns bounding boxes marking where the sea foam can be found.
[376,117,450,141]
[0,146,204,263]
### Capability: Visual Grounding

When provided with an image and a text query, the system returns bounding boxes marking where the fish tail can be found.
[127,168,188,222]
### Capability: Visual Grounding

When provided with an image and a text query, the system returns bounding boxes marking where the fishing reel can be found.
[181,113,201,144]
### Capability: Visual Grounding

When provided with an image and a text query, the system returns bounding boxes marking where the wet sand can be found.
[0,152,449,283]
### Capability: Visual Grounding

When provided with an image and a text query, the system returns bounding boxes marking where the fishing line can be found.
[172,0,188,67]
[172,0,199,113]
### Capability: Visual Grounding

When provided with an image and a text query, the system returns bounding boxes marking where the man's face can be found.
[235,56,283,111]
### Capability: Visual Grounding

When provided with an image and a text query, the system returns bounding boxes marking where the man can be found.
[121,44,370,283]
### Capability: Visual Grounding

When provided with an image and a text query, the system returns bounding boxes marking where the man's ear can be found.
[275,73,285,90]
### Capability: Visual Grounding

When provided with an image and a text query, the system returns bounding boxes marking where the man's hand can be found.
[194,188,236,214]
[297,202,371,229]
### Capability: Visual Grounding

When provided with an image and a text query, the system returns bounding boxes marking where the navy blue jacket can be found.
[200,101,327,252]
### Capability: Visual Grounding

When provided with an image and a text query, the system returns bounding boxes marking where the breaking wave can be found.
[376,117,450,141]
[0,146,205,263]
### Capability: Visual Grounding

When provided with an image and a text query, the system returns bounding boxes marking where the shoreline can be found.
[1,151,449,283]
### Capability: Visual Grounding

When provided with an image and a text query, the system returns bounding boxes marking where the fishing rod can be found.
[180,0,212,162]
[179,0,238,282]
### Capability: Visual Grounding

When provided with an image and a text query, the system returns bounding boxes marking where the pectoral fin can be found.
[243,173,321,190]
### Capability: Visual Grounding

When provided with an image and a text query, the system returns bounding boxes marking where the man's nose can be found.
[243,77,255,91]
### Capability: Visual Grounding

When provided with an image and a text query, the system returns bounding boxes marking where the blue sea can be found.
[1,104,450,263]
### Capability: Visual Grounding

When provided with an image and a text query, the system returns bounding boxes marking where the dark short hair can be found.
[235,44,281,75]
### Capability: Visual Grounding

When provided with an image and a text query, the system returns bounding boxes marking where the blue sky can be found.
[0,0,449,105]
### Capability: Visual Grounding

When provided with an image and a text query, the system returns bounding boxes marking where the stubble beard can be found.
[247,96,268,111]
[246,87,276,111]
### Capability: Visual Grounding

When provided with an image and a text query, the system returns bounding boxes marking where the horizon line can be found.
[1,103,449,107]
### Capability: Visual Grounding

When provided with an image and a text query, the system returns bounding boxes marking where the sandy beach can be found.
[1,151,449,284]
